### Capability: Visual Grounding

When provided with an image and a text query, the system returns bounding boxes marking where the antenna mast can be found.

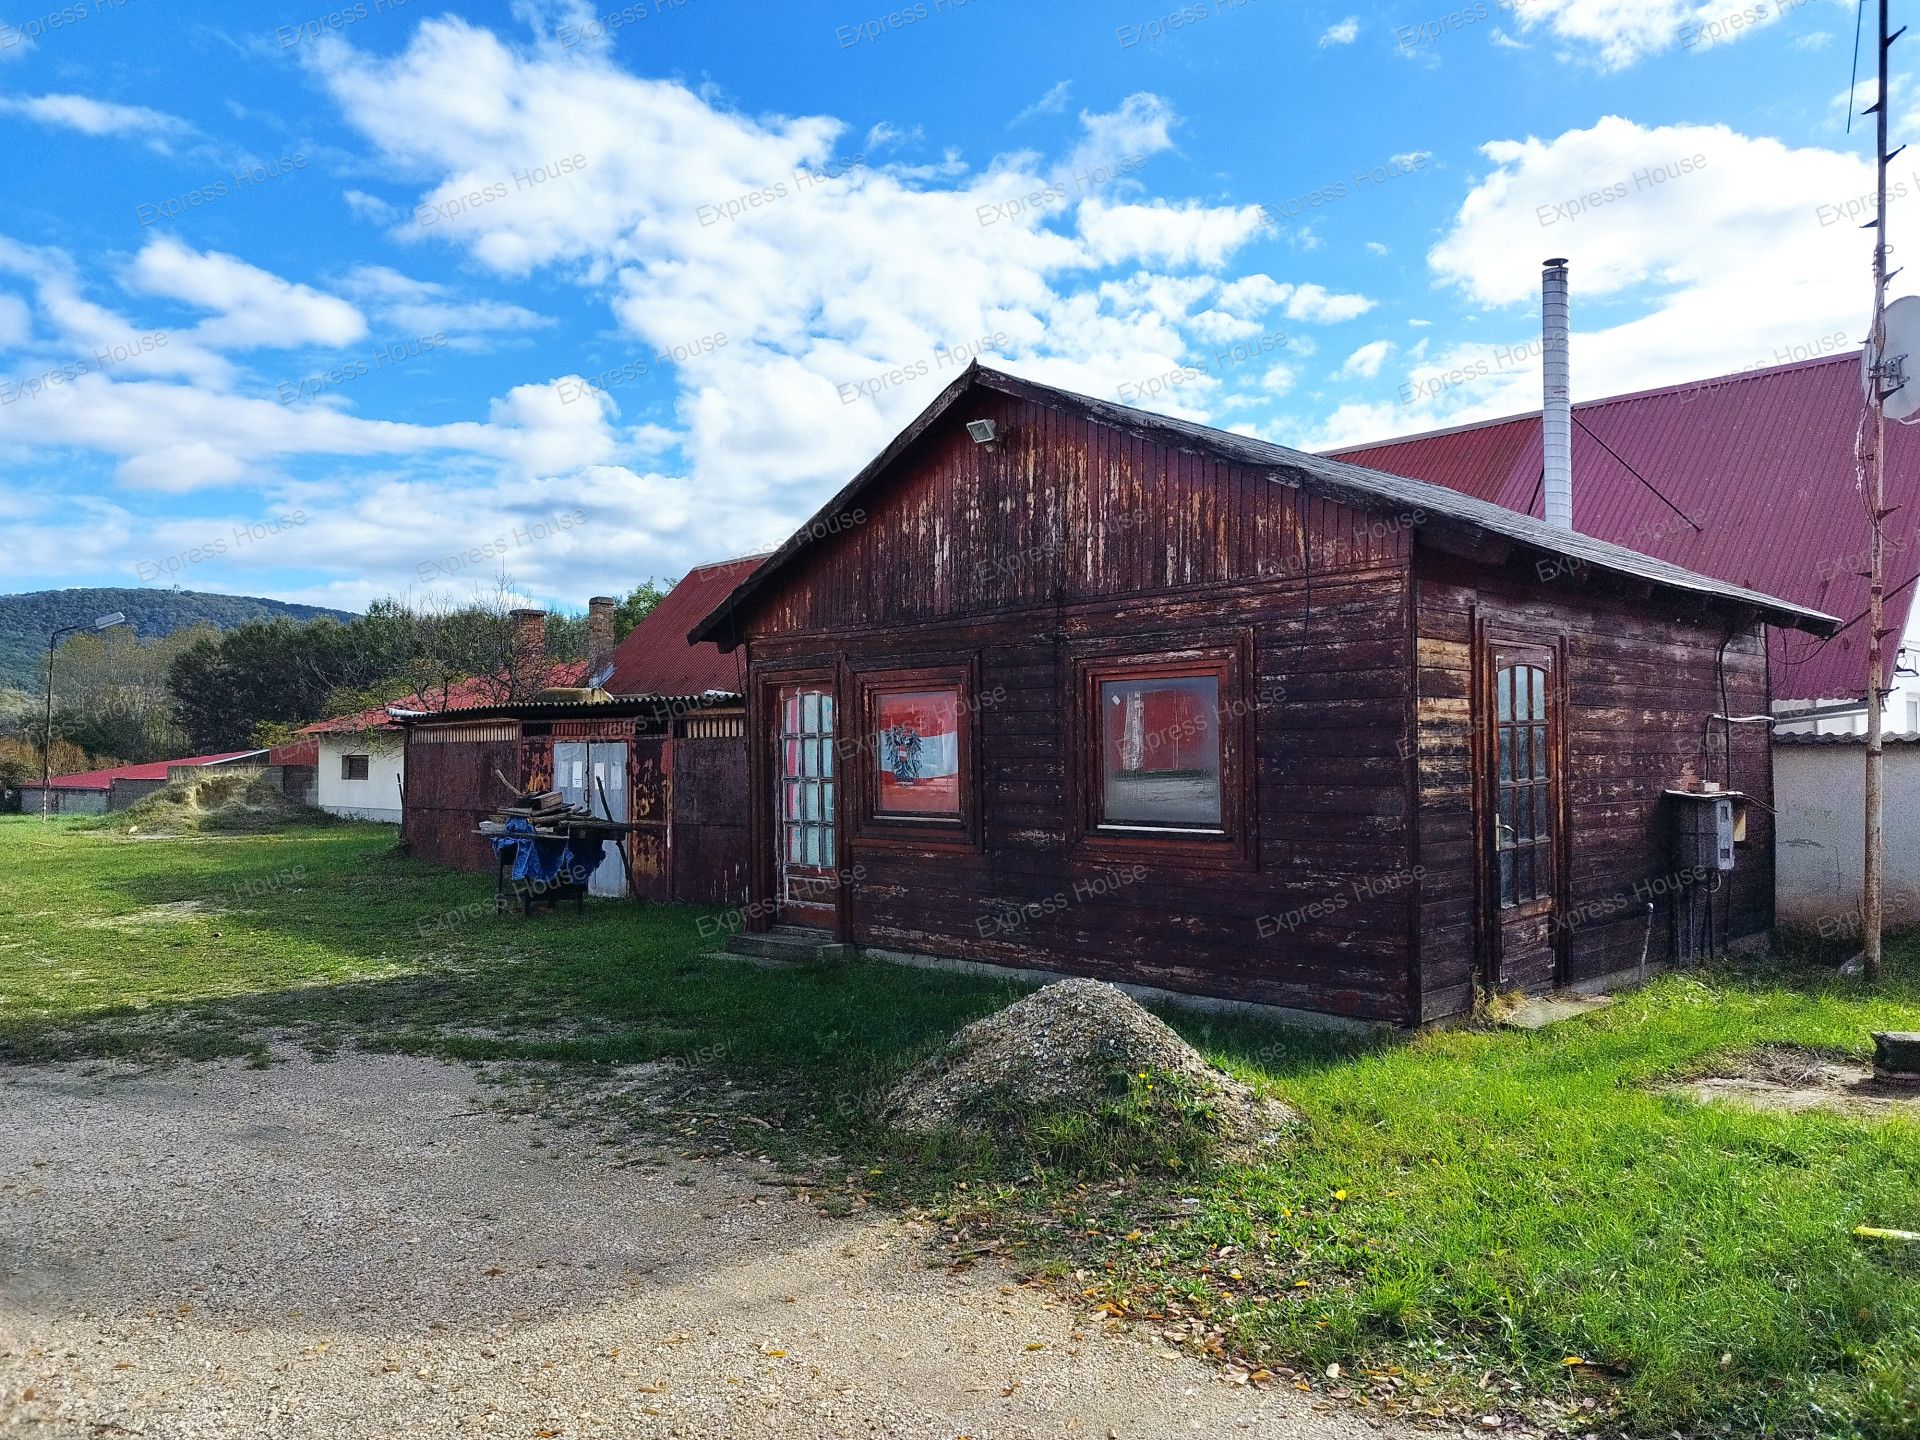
[1861,0,1902,983]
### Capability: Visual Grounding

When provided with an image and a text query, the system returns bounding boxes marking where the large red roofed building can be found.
[1327,352,1920,733]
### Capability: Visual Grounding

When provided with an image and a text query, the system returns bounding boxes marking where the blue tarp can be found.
[490,817,607,891]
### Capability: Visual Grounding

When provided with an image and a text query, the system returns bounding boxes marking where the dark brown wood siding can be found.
[1412,552,1775,1022]
[743,395,1422,1022]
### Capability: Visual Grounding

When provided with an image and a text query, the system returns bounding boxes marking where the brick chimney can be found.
[509,607,546,673]
[587,595,616,678]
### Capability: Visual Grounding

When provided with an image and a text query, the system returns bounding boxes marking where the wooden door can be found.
[773,684,837,928]
[1483,640,1562,992]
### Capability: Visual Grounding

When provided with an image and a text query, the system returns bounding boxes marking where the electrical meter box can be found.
[1667,790,1740,874]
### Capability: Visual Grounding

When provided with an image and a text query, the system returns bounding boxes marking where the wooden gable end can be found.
[744,391,1413,640]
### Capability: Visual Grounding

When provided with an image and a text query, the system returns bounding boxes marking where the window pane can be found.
[1499,849,1515,906]
[801,692,819,733]
[1498,668,1513,722]
[1498,726,1514,784]
[874,688,962,816]
[1099,673,1223,828]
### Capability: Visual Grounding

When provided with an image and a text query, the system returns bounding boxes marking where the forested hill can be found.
[0,588,354,691]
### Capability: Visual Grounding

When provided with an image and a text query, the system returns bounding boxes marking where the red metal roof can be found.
[607,555,764,698]
[44,751,262,791]
[300,661,591,736]
[265,738,318,767]
[1329,352,1920,702]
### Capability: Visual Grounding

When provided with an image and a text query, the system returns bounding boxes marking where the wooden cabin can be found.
[690,365,1838,1025]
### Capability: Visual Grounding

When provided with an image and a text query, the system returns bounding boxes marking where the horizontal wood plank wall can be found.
[744,394,1421,1022]
[1414,553,1775,1021]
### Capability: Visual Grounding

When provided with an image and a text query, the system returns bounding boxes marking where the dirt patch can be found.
[884,978,1298,1152]
[78,899,227,930]
[1676,1044,1920,1119]
[0,1050,1388,1440]
[108,773,336,836]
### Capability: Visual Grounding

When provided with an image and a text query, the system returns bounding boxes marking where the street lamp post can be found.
[39,611,126,820]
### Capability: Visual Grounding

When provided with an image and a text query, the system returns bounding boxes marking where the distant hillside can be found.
[0,588,355,691]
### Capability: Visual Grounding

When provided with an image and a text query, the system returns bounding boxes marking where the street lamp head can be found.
[93,612,125,631]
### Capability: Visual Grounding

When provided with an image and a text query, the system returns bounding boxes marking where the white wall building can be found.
[1774,732,1920,931]
[312,731,405,823]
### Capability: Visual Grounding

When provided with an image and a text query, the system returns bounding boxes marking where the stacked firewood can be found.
[477,789,593,836]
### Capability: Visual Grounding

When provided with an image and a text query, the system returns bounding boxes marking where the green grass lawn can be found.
[4,817,1917,1437]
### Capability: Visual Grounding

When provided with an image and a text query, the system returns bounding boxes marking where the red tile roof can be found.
[1328,352,1920,702]
[44,751,262,791]
[607,555,764,698]
[301,661,590,736]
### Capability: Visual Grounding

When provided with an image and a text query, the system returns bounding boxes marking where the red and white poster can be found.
[875,689,960,815]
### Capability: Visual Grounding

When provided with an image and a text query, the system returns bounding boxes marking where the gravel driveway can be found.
[0,1051,1399,1440]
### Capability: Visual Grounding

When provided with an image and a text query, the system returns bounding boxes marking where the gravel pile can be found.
[883,978,1297,1147]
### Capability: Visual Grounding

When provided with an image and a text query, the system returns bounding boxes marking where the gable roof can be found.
[1327,352,1916,701]
[606,554,763,697]
[690,362,1839,648]
[40,751,262,792]
[300,660,591,736]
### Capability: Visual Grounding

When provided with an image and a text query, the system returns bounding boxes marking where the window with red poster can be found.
[1070,639,1255,870]
[854,661,979,848]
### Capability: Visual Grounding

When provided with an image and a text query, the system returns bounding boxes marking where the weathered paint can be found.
[723,389,1783,1024]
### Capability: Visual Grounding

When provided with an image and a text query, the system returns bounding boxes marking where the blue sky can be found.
[0,0,1895,612]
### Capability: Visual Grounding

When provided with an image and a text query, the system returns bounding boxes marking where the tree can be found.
[47,623,209,763]
[163,585,598,751]
[613,579,671,640]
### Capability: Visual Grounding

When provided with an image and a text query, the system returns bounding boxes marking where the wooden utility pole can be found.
[1862,0,1901,982]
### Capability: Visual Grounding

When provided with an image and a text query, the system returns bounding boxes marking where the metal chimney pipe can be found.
[1541,257,1573,529]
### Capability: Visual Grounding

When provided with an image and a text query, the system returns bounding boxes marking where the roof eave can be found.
[686,360,1841,647]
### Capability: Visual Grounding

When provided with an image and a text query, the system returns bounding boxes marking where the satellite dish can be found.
[1863,294,1920,423]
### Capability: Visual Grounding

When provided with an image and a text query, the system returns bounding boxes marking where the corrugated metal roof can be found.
[40,751,263,791]
[404,693,742,725]
[607,554,763,697]
[1775,731,1920,744]
[693,364,1838,646]
[301,661,592,735]
[1329,352,1916,701]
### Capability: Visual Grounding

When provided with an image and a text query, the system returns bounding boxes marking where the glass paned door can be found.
[1483,639,1561,993]
[775,685,837,926]
[1494,662,1553,907]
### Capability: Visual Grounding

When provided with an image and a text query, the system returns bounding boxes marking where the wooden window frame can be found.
[1069,639,1255,871]
[1490,648,1556,909]
[850,659,981,853]
[341,753,370,781]
[747,662,847,937]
